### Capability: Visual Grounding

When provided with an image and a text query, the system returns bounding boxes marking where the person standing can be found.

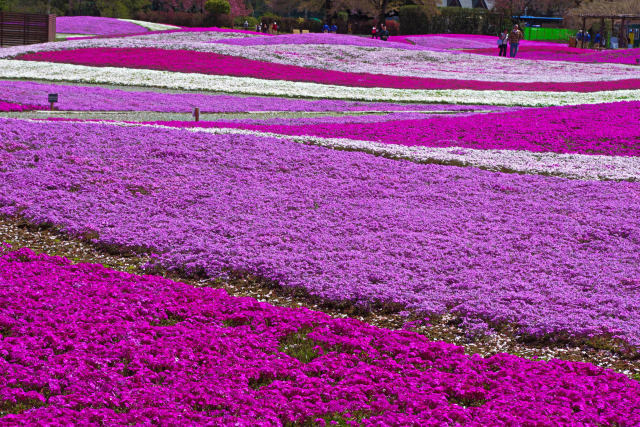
[594,32,602,48]
[498,30,508,57]
[243,20,249,30]
[272,22,278,34]
[371,25,378,39]
[380,24,389,41]
[509,24,523,58]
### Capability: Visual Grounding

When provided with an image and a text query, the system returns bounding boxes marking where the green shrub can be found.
[205,0,230,15]
[234,16,258,28]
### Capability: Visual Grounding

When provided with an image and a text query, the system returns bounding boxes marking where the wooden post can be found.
[193,107,200,122]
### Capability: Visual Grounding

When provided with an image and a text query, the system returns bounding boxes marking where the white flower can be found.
[118,19,180,32]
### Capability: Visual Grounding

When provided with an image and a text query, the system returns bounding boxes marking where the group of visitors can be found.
[322,23,338,33]
[371,24,390,41]
[497,24,523,57]
[577,30,606,48]
[256,21,278,34]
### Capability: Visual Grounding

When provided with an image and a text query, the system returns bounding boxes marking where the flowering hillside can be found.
[1,29,639,424]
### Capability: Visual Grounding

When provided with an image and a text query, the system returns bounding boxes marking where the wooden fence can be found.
[0,12,56,47]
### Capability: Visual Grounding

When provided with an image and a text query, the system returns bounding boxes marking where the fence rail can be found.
[0,12,56,47]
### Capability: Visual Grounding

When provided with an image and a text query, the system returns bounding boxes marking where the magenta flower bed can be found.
[0,80,493,113]
[1,249,639,424]
[169,101,640,157]
[56,16,148,35]
[465,45,640,65]
[1,118,640,347]
[390,34,561,51]
[0,101,42,112]
[18,48,640,92]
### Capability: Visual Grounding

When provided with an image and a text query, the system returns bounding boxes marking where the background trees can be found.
[492,0,581,16]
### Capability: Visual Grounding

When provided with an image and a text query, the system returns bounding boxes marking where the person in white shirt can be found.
[498,30,508,57]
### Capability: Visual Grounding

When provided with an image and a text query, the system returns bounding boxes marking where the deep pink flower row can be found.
[0,101,43,112]
[1,248,639,424]
[149,101,640,157]
[18,48,640,92]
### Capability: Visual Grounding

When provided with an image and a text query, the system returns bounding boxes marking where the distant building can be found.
[438,0,495,9]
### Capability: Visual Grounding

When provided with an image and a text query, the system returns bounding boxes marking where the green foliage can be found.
[205,0,231,15]
[278,327,322,364]
[259,12,282,22]
[2,0,54,13]
[96,0,129,18]
[234,15,258,27]
[398,5,434,35]
[95,0,150,18]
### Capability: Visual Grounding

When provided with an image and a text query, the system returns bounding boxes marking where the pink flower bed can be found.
[465,45,640,65]
[18,48,640,92]
[390,34,558,51]
[0,101,43,112]
[392,34,640,65]
[148,101,640,157]
[56,16,148,35]
[0,80,494,113]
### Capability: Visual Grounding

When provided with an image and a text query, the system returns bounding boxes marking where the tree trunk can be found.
[378,0,388,26]
[620,18,627,48]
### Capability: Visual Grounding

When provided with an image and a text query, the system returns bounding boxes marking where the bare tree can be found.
[565,0,640,15]
[492,0,580,16]
[347,0,437,25]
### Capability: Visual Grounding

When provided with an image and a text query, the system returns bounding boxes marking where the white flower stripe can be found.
[117,19,180,31]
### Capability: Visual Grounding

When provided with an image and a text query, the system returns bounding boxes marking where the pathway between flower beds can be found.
[1,248,639,424]
[1,118,639,350]
[17,48,640,92]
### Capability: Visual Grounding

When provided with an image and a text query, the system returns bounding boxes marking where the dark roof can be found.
[515,16,563,21]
